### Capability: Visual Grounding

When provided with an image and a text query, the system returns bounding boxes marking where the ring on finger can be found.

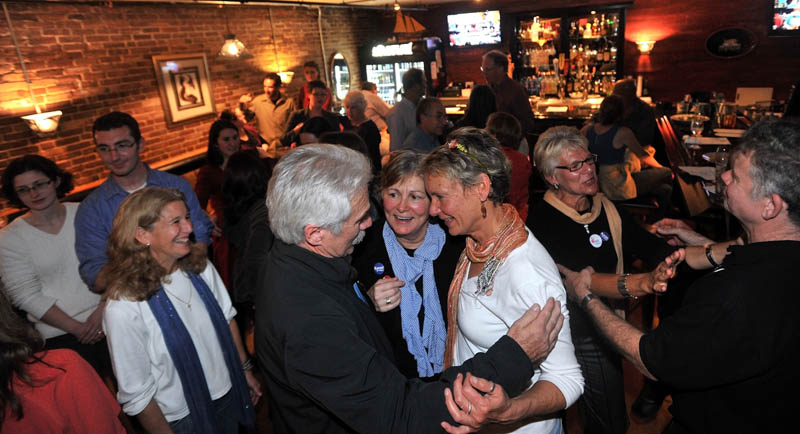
[467,402,472,415]
[489,382,496,393]
[385,298,392,305]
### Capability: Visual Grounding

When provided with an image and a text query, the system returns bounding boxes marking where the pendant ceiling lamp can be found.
[218,6,253,59]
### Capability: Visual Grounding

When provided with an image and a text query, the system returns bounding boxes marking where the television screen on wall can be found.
[771,0,800,35]
[447,10,501,47]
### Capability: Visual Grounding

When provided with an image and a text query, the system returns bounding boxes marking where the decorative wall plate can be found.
[705,27,758,58]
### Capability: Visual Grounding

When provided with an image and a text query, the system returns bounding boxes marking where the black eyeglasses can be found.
[15,179,53,196]
[96,140,137,154]
[555,154,598,172]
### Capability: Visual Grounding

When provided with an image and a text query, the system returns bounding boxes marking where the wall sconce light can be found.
[4,2,61,136]
[21,111,63,136]
[636,40,656,55]
[277,71,294,84]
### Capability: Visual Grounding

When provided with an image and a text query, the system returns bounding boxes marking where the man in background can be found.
[388,68,426,151]
[400,97,447,153]
[481,50,535,145]
[239,73,296,156]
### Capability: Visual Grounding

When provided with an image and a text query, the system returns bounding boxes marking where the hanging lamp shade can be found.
[219,34,253,59]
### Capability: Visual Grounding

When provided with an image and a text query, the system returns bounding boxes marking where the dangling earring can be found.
[552,184,560,190]
[481,200,487,219]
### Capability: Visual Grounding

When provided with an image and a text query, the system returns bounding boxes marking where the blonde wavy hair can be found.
[104,187,206,301]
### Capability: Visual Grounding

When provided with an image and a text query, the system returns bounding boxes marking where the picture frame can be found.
[152,53,216,126]
[704,27,758,59]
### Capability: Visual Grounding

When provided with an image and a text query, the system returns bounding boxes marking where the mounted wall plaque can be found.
[705,27,758,58]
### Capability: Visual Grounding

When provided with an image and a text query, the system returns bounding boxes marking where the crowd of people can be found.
[1,48,799,434]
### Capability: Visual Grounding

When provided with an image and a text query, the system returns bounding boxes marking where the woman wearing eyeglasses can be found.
[526,126,686,434]
[581,94,673,219]
[0,155,111,379]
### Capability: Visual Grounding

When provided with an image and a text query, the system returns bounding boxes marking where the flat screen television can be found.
[447,10,501,47]
[771,0,800,35]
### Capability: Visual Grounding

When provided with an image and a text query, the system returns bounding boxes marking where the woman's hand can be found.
[653,218,712,246]
[557,264,594,303]
[244,369,262,406]
[79,302,106,344]
[643,249,686,294]
[441,373,510,433]
[367,276,404,312]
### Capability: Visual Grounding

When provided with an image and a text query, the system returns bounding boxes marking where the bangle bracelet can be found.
[580,293,598,310]
[705,244,721,268]
[242,358,255,371]
[617,273,636,298]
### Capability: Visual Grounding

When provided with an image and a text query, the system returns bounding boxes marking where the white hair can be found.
[344,90,367,111]
[267,144,372,245]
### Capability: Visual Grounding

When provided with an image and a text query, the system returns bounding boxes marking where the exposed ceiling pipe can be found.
[317,7,328,85]
[19,0,427,12]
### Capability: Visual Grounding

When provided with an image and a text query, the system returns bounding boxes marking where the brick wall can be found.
[0,1,388,215]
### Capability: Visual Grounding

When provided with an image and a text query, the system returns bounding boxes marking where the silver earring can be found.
[552,184,560,190]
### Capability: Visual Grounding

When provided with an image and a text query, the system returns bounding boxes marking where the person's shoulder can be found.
[149,168,192,190]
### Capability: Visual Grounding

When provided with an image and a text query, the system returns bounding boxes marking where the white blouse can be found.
[103,261,236,421]
[454,229,584,434]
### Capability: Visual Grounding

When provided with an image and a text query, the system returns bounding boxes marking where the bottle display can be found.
[511,9,623,99]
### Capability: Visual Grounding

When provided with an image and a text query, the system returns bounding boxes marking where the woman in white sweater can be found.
[0,155,109,377]
[421,128,584,434]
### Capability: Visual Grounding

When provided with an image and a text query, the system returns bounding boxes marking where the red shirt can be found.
[502,147,532,221]
[1,349,125,434]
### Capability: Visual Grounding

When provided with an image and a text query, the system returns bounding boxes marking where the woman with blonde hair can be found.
[103,186,260,434]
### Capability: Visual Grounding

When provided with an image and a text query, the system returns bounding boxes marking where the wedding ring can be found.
[489,382,496,393]
[385,298,392,305]
[467,402,472,415]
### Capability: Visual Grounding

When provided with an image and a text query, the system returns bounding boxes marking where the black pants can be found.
[45,333,114,380]
[572,333,629,434]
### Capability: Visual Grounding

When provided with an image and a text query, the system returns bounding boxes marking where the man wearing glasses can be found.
[481,50,536,150]
[400,97,449,153]
[75,111,213,293]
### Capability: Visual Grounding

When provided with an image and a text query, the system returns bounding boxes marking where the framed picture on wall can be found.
[152,53,216,126]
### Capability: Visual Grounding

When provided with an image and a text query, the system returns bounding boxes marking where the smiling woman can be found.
[102,187,260,434]
[351,149,465,379]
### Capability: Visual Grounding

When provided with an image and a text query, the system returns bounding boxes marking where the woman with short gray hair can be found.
[267,144,372,246]
[344,90,382,174]
[528,125,724,434]
[421,127,583,434]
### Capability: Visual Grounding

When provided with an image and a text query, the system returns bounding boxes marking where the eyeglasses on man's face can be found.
[555,154,598,172]
[15,179,53,196]
[96,140,137,154]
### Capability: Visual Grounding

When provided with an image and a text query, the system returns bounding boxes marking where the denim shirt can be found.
[75,165,213,289]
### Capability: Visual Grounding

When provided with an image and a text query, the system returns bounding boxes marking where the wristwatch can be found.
[580,293,599,310]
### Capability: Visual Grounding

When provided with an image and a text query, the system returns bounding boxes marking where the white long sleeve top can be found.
[103,261,236,421]
[0,203,101,339]
[454,229,584,434]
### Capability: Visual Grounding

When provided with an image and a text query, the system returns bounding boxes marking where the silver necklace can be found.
[165,287,192,310]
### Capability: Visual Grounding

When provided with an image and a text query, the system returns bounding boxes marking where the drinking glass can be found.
[690,117,704,136]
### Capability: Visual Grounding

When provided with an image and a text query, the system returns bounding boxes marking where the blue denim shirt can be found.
[75,165,213,289]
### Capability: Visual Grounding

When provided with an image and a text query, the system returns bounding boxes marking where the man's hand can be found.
[441,373,509,433]
[367,276,404,312]
[653,218,712,246]
[239,93,253,105]
[645,248,685,294]
[557,264,593,303]
[506,298,563,364]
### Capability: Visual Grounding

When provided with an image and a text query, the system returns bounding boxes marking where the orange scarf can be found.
[443,204,528,368]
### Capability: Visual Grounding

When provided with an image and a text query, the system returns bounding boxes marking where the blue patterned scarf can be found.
[382,222,447,377]
[147,272,255,434]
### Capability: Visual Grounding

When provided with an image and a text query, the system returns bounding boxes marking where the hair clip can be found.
[447,140,489,172]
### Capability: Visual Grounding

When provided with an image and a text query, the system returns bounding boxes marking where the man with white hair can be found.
[563,120,800,433]
[255,144,566,434]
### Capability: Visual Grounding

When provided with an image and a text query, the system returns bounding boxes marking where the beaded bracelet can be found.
[242,358,255,371]
[617,273,637,299]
